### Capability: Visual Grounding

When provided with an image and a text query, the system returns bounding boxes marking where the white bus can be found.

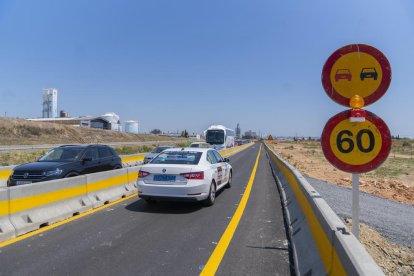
[204,125,235,150]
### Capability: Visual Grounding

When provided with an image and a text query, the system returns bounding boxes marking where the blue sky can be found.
[0,0,413,137]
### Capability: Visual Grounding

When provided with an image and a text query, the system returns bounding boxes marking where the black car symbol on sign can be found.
[360,67,378,81]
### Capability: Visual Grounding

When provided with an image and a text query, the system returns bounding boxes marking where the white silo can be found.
[125,120,139,134]
[42,88,58,118]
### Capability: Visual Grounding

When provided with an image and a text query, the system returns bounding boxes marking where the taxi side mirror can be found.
[223,158,230,163]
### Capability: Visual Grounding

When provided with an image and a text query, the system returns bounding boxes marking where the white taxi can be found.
[137,148,232,206]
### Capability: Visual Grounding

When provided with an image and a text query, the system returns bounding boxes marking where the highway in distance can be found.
[0,144,292,276]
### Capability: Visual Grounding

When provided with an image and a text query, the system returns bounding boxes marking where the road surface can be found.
[0,144,292,275]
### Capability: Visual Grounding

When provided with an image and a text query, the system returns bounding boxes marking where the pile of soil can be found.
[344,219,414,275]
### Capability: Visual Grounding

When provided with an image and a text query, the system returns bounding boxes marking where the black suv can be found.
[8,145,122,186]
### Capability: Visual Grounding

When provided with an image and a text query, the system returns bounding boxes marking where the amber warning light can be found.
[349,95,366,122]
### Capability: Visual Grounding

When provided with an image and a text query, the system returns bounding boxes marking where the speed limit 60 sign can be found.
[321,110,391,173]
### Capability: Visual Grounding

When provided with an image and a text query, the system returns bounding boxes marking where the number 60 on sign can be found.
[321,110,391,174]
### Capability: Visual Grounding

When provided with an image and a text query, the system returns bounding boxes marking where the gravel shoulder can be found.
[306,176,414,246]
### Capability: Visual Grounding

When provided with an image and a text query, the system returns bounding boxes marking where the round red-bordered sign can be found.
[321,110,391,173]
[322,44,391,107]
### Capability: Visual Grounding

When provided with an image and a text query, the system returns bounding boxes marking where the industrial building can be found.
[28,112,122,131]
[42,88,58,118]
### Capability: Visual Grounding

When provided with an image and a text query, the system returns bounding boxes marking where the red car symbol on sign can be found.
[335,69,352,82]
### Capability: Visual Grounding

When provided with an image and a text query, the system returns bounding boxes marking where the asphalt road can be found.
[0,144,292,275]
[306,176,414,247]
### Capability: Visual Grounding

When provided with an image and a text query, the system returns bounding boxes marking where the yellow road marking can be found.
[0,194,137,248]
[200,144,262,276]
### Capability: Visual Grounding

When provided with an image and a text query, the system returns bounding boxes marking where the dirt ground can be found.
[345,220,414,275]
[265,140,414,275]
[266,140,414,205]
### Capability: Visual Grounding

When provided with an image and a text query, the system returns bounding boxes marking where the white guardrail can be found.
[264,143,384,276]
[0,144,253,243]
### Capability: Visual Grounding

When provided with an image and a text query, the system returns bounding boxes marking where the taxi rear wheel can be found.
[204,182,216,206]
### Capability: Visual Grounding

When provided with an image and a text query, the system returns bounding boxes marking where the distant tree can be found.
[150,129,162,135]
[181,129,189,138]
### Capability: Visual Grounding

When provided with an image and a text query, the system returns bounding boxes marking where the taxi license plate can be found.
[154,175,176,182]
[16,180,32,185]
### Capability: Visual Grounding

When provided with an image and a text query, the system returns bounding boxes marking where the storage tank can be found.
[124,120,139,134]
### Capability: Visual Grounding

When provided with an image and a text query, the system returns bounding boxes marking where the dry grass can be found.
[0,143,193,166]
[0,117,176,145]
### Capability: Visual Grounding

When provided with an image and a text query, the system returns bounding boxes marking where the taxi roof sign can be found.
[322,44,391,107]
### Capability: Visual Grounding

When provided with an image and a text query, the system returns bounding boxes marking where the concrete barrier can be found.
[0,166,16,188]
[0,153,144,187]
[121,154,145,167]
[220,143,254,157]
[8,175,92,236]
[86,168,134,208]
[0,189,16,242]
[264,143,384,276]
[1,166,142,241]
[127,166,140,192]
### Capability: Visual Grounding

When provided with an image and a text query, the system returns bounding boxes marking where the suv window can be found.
[39,147,84,162]
[207,150,218,164]
[83,148,99,160]
[99,147,113,158]
[212,151,223,163]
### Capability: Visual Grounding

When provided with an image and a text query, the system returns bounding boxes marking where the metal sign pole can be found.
[352,173,360,239]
